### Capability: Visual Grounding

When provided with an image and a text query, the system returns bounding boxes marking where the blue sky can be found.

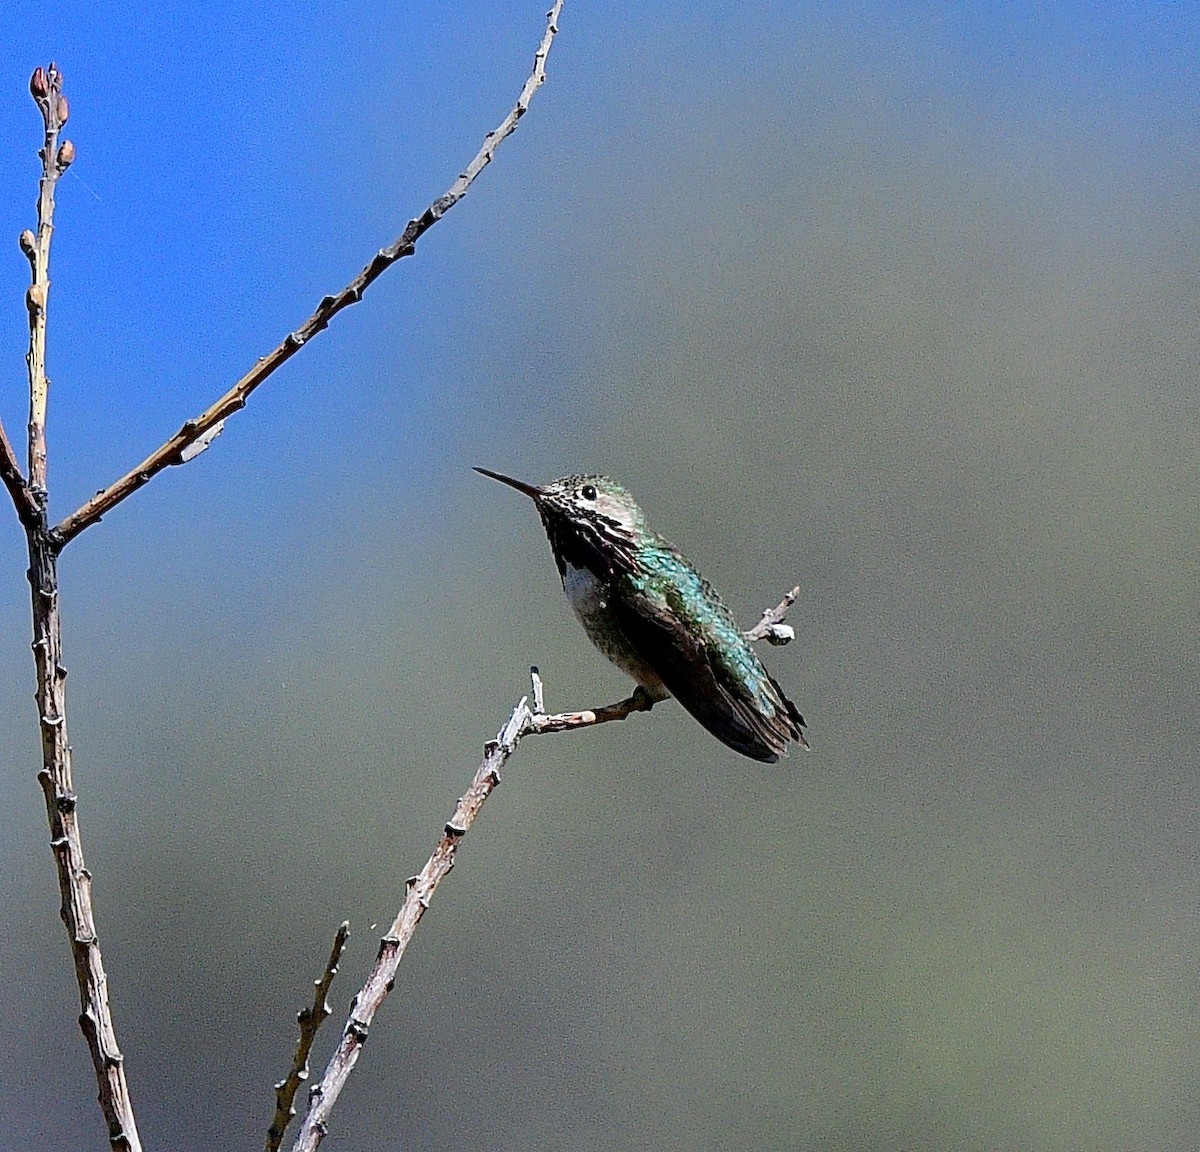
[0,2,1195,531]
[1,4,1198,1150]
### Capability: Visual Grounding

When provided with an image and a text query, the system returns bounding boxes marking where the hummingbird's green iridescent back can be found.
[476,469,808,762]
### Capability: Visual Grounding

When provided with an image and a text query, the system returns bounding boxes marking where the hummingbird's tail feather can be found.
[767,673,810,754]
[675,668,807,763]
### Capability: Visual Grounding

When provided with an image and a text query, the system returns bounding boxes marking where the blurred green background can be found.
[1,3,1196,1149]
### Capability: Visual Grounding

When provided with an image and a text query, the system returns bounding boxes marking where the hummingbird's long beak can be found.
[474,466,543,501]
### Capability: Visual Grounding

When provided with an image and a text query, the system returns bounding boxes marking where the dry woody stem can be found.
[290,674,635,1152]
[0,419,36,527]
[3,6,566,1149]
[743,584,801,645]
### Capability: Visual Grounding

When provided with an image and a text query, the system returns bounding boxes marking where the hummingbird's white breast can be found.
[560,562,670,701]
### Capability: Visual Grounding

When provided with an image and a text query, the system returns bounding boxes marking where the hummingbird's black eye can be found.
[580,484,597,501]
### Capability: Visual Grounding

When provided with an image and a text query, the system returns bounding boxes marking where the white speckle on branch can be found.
[178,419,224,463]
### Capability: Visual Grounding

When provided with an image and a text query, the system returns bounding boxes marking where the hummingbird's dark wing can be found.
[610,581,807,763]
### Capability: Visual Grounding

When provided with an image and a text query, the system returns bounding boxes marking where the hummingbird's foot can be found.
[629,685,657,712]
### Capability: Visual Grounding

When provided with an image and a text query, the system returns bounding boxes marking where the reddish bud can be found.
[56,140,75,170]
[30,67,48,99]
[18,230,36,258]
[56,96,69,125]
[26,284,45,314]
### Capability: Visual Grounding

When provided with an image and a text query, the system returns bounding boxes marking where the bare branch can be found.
[267,922,351,1152]
[289,696,527,1152]
[21,63,144,1152]
[528,665,656,732]
[53,0,566,549]
[2,74,65,528]
[12,8,566,1147]
[743,584,800,646]
[25,64,69,497]
[2,68,72,530]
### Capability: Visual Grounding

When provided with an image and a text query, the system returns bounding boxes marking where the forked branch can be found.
[52,0,565,549]
[6,8,566,1151]
[289,674,640,1152]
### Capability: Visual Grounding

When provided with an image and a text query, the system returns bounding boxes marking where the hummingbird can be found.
[475,468,808,762]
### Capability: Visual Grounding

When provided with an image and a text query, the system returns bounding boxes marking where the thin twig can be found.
[528,665,655,732]
[267,922,351,1152]
[26,66,66,497]
[743,584,800,645]
[21,64,143,1152]
[53,0,566,549]
[288,695,527,1152]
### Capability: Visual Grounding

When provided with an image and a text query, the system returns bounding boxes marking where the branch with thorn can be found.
[287,582,798,1151]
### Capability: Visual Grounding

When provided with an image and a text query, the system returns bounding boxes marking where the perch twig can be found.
[290,580,800,1150]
